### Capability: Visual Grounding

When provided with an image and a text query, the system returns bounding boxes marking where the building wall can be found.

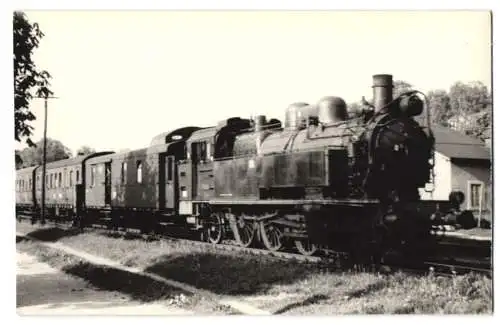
[451,159,492,221]
[419,151,452,201]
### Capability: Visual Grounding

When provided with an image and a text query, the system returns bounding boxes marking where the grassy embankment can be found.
[16,222,492,315]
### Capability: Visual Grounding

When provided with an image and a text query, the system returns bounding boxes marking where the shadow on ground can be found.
[143,251,321,296]
[60,261,189,302]
[274,294,330,314]
[344,280,387,300]
[21,227,82,242]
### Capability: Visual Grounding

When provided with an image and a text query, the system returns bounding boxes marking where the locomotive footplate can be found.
[193,198,379,206]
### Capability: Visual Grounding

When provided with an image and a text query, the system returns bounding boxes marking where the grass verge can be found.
[16,237,233,315]
[16,221,493,315]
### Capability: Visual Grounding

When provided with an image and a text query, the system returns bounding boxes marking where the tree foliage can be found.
[428,81,491,141]
[14,11,53,147]
[17,138,72,169]
[346,79,491,143]
[393,80,413,98]
[449,81,491,116]
[76,146,97,156]
[426,89,453,125]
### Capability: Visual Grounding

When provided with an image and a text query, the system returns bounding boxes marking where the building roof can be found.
[431,124,491,160]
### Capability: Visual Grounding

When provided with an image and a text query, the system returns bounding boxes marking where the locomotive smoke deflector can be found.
[372,74,393,113]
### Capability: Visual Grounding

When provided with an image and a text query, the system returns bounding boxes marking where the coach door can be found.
[159,154,177,211]
[165,156,177,210]
[104,162,112,206]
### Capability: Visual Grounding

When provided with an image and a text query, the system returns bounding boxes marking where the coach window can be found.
[192,142,207,163]
[121,162,127,184]
[200,142,207,162]
[91,165,96,186]
[58,172,62,188]
[50,174,53,189]
[69,170,73,187]
[29,178,32,190]
[76,170,80,184]
[207,142,214,161]
[137,161,143,184]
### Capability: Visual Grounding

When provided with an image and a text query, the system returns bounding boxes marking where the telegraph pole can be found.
[37,94,58,226]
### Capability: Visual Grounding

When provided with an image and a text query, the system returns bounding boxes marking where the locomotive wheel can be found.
[206,212,224,244]
[259,221,283,252]
[294,239,318,256]
[234,216,256,248]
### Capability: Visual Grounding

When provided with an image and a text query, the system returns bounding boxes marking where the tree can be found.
[426,89,452,126]
[14,11,53,148]
[15,150,23,169]
[76,146,96,156]
[18,138,72,168]
[393,80,413,98]
[449,81,490,115]
[447,81,491,137]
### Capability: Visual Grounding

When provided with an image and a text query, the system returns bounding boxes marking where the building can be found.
[419,124,492,221]
[447,110,490,134]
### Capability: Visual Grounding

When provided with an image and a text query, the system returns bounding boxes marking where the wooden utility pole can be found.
[37,94,58,225]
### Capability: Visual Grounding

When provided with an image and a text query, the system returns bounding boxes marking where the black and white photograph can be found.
[7,2,495,318]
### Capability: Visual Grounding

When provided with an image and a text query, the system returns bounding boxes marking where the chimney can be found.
[372,74,393,113]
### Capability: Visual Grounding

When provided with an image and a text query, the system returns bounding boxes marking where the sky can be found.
[16,10,492,155]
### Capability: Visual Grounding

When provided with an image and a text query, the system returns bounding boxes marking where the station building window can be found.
[468,181,484,210]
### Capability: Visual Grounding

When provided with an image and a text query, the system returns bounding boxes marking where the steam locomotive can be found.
[15,74,467,261]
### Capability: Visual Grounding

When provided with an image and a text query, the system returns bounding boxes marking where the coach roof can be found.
[16,165,38,174]
[43,151,115,170]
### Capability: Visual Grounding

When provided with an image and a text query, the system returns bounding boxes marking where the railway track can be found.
[16,215,491,277]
